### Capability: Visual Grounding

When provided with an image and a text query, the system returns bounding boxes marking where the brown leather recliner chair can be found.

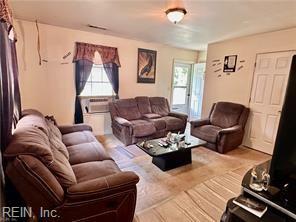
[4,109,139,221]
[191,102,249,154]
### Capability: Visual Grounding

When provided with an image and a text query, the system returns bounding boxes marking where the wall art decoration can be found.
[211,59,220,67]
[223,55,237,72]
[137,48,157,83]
[237,65,244,71]
[62,51,71,59]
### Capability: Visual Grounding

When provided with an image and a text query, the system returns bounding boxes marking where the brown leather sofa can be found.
[109,96,188,145]
[191,102,249,154]
[4,109,139,221]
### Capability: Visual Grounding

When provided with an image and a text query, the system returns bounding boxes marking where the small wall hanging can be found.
[137,48,157,83]
[35,20,42,65]
[223,55,237,72]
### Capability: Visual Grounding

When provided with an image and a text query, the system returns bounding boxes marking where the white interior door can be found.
[244,51,296,154]
[171,62,192,114]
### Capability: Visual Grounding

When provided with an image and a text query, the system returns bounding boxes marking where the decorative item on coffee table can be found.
[249,165,270,192]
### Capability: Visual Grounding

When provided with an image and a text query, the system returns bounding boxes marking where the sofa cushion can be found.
[5,127,54,165]
[130,120,156,137]
[67,142,112,165]
[49,129,69,160]
[5,126,77,187]
[46,119,62,140]
[160,116,184,131]
[22,109,44,118]
[143,113,161,119]
[17,111,49,135]
[62,130,97,147]
[49,147,77,187]
[147,118,166,130]
[149,97,170,116]
[46,119,69,160]
[114,98,141,120]
[210,102,244,128]
[72,160,120,183]
[135,96,152,114]
[191,125,222,143]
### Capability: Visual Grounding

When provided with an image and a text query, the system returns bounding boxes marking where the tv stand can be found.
[221,161,296,222]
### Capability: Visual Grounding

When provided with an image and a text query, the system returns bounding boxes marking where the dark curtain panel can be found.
[0,21,25,217]
[10,43,21,126]
[0,36,5,213]
[74,59,93,123]
[0,22,14,152]
[103,62,119,99]
[1,1,24,216]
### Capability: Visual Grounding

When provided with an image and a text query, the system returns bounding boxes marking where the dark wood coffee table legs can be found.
[152,148,192,171]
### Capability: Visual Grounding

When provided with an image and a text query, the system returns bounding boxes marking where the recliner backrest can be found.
[210,102,245,128]
[149,97,170,116]
[135,96,152,115]
[113,98,142,120]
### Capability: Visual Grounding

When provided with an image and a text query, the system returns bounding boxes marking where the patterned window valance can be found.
[73,42,121,67]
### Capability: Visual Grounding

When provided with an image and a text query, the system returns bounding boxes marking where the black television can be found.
[269,54,296,207]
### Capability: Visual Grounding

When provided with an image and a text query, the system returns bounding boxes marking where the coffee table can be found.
[136,135,206,171]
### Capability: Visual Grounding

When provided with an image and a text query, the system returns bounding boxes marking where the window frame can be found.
[80,64,114,98]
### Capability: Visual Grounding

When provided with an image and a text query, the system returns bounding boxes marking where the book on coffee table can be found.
[233,195,268,218]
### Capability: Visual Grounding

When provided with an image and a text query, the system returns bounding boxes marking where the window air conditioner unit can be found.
[81,97,113,114]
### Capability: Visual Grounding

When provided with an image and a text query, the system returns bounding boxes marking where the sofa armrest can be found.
[66,171,139,202]
[114,116,132,127]
[59,171,139,221]
[190,118,210,127]
[58,124,92,134]
[217,125,244,154]
[168,112,188,121]
[219,125,242,135]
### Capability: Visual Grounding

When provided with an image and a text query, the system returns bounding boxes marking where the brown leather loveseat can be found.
[4,109,139,221]
[191,102,249,154]
[109,96,188,145]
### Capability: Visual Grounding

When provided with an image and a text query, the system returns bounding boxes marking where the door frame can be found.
[244,50,296,152]
[189,62,206,121]
[170,59,195,115]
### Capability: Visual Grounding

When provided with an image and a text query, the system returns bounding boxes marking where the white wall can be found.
[15,20,198,125]
[202,28,296,117]
[197,50,207,63]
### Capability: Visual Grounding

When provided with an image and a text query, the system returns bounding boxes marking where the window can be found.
[172,63,191,105]
[80,64,114,97]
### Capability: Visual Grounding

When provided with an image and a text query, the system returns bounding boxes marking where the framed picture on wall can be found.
[223,55,237,72]
[137,48,157,83]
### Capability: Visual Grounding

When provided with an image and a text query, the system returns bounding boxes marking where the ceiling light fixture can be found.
[165,8,187,24]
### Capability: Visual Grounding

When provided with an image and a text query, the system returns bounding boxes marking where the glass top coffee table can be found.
[136,135,206,171]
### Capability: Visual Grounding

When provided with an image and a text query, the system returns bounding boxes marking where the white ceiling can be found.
[10,0,296,50]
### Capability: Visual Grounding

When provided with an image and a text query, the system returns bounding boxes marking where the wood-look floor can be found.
[97,135,271,222]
